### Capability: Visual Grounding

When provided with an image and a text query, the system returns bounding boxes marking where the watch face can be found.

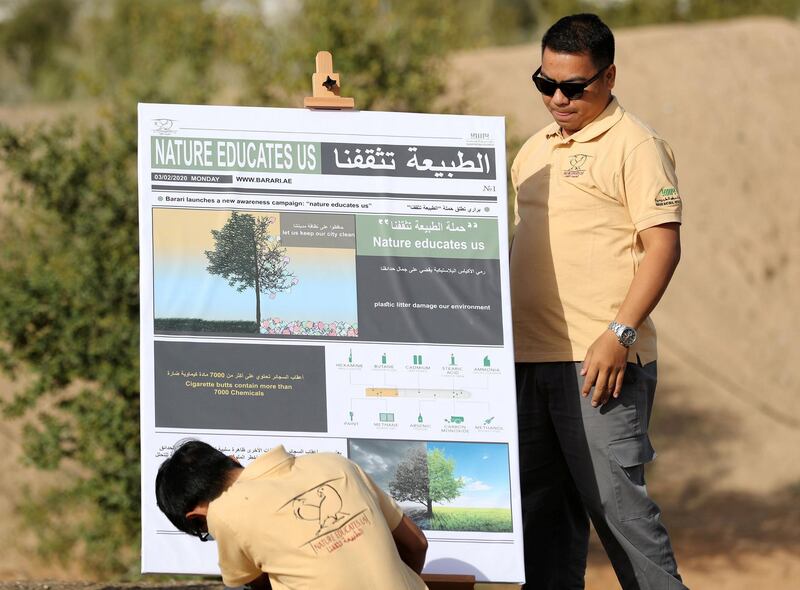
[620,328,637,347]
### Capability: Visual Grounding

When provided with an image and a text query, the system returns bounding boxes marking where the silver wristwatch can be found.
[608,321,637,348]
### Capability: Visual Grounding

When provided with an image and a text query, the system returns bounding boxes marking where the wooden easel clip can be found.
[303,51,355,110]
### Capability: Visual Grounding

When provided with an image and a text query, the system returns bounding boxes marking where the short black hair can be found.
[155,439,241,540]
[541,13,614,70]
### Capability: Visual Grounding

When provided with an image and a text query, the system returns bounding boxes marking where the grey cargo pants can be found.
[516,361,687,590]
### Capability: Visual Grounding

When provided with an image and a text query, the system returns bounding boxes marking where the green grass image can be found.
[155,318,258,334]
[410,507,512,533]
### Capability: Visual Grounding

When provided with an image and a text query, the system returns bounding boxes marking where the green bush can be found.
[234,0,467,111]
[0,0,225,574]
[79,0,221,103]
[0,0,78,99]
[0,112,141,573]
[0,0,464,576]
[538,0,799,28]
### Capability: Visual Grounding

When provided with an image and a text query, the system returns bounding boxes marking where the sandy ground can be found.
[1,15,799,590]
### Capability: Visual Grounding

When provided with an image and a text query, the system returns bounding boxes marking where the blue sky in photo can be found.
[426,442,511,509]
[154,249,358,323]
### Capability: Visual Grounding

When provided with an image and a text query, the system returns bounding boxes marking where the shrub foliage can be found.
[2,0,797,576]
[0,0,463,575]
[0,112,141,572]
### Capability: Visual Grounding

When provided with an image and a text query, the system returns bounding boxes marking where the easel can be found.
[303,50,478,590]
[303,51,355,110]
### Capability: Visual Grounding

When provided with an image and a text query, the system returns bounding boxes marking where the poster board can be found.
[138,102,524,583]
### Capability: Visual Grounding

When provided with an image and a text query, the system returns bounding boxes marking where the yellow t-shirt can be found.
[510,97,682,364]
[207,446,427,590]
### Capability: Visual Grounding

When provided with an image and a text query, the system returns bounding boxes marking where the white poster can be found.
[138,103,523,583]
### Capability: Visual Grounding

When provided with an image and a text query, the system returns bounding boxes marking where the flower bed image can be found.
[260,318,358,337]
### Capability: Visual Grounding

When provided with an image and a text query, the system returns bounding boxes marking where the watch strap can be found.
[608,321,637,347]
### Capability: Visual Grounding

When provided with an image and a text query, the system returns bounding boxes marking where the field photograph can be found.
[349,439,513,533]
[420,507,512,533]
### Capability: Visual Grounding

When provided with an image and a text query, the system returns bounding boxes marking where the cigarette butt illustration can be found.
[365,387,470,399]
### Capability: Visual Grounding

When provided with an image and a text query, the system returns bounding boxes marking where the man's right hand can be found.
[581,329,628,407]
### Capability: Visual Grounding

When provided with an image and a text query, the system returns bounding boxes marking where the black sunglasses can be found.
[532,65,610,100]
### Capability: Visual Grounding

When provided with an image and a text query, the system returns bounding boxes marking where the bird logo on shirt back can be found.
[281,477,373,554]
[292,483,349,535]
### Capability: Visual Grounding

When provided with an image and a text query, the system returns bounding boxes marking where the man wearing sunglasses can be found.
[510,13,687,590]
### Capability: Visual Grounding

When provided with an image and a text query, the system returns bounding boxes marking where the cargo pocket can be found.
[608,433,657,521]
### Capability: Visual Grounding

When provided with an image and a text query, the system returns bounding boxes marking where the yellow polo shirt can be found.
[510,97,682,364]
[207,445,427,590]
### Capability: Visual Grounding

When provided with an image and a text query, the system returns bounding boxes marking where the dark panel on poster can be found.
[356,256,503,345]
[154,341,327,431]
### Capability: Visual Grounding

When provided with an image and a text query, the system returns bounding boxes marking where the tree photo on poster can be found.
[205,211,297,327]
[389,447,464,519]
[350,439,513,534]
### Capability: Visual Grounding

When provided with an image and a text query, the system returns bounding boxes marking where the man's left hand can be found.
[581,330,628,407]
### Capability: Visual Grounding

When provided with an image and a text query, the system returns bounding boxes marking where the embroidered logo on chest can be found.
[563,154,591,177]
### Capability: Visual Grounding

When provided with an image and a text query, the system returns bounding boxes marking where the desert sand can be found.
[1,16,799,590]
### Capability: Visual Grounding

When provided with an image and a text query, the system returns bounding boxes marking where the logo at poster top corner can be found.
[563,153,590,177]
[152,118,178,135]
[466,131,493,146]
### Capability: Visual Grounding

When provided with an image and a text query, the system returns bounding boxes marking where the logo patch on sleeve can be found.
[655,187,680,207]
